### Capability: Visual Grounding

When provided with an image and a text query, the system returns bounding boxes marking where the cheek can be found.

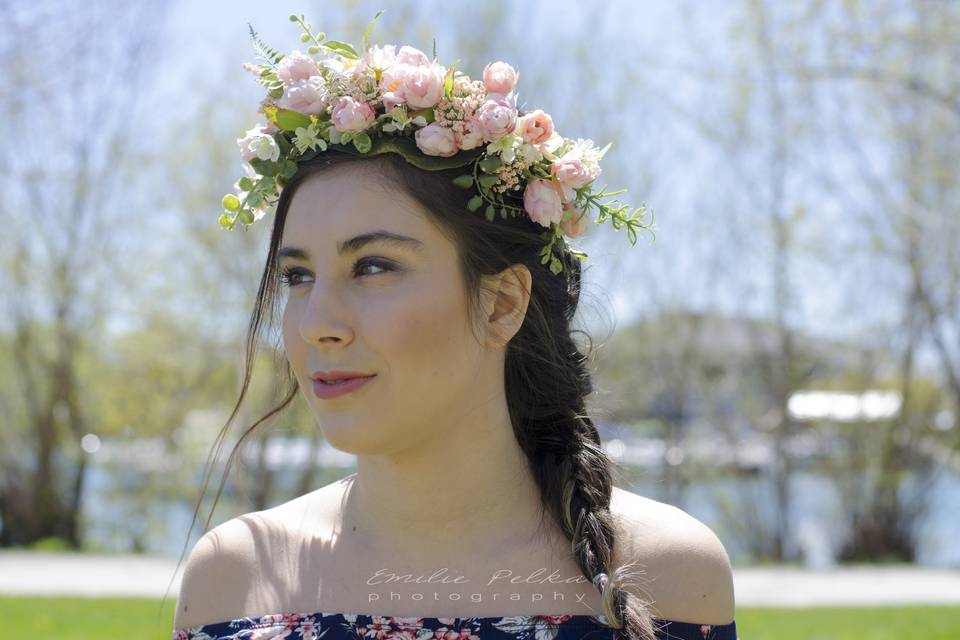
[281,299,306,372]
[379,277,473,384]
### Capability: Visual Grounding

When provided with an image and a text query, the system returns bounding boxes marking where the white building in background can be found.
[787,389,903,422]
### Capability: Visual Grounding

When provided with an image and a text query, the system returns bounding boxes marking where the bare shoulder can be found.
[173,509,272,629]
[173,477,352,630]
[609,486,736,625]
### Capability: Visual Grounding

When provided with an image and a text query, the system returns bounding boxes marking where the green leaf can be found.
[485,204,495,222]
[500,207,509,219]
[352,131,372,153]
[361,10,385,49]
[467,195,484,212]
[249,158,279,177]
[327,136,482,171]
[479,155,502,173]
[452,174,474,189]
[409,107,435,124]
[269,86,284,99]
[444,62,456,99]
[477,174,499,189]
[238,177,254,191]
[323,40,359,59]
[274,108,312,132]
[550,256,562,275]
[282,159,298,178]
[238,209,255,224]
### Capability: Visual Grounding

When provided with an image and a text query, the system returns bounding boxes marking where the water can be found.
[77,436,960,567]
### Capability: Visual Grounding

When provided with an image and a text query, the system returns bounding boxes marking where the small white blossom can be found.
[293,123,328,153]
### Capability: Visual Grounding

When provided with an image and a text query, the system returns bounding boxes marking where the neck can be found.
[341,395,549,561]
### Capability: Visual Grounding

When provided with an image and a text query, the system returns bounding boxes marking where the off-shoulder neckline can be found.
[173,609,737,633]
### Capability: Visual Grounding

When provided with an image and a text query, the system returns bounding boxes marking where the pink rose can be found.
[415,122,458,157]
[277,50,321,85]
[454,119,484,150]
[483,61,519,95]
[400,62,447,109]
[523,179,565,228]
[514,109,554,145]
[396,45,431,67]
[560,204,590,239]
[331,96,375,132]
[276,76,327,115]
[551,156,593,201]
[476,93,518,142]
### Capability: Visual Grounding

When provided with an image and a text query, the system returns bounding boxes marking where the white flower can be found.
[380,105,428,133]
[250,134,280,161]
[519,142,543,163]
[237,125,280,162]
[562,138,611,177]
[293,123,328,153]
[486,132,523,163]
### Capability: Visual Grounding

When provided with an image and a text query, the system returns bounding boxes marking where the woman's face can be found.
[278,163,489,454]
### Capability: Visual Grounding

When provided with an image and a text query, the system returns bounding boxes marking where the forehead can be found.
[281,162,429,245]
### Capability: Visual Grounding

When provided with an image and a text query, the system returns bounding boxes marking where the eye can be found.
[278,258,396,287]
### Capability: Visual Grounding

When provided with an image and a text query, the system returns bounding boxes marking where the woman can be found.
[171,14,738,640]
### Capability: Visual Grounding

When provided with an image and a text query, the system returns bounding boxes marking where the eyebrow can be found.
[278,230,424,261]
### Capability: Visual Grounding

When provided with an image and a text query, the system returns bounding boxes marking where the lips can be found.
[311,370,375,382]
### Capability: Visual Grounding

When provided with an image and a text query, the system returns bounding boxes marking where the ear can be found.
[480,263,532,349]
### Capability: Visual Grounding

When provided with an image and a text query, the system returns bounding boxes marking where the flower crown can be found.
[220,11,654,275]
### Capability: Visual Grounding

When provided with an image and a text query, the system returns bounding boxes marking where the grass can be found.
[736,606,960,640]
[2,597,959,639]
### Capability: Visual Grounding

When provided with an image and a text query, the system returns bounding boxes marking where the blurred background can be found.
[1,0,959,636]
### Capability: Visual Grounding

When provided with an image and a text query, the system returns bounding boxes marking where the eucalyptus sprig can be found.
[579,185,656,246]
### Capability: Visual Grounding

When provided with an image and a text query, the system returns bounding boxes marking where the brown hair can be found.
[166,145,656,639]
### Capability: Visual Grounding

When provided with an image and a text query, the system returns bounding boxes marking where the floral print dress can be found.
[172,611,738,640]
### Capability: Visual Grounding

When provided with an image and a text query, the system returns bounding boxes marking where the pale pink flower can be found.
[400,61,447,109]
[396,45,431,67]
[514,109,554,145]
[237,125,279,162]
[551,156,595,201]
[277,50,321,85]
[415,122,458,157]
[523,179,565,227]
[360,44,397,73]
[454,119,484,150]
[483,61,519,95]
[560,204,590,238]
[476,93,518,142]
[331,96,376,132]
[379,64,406,110]
[276,76,327,115]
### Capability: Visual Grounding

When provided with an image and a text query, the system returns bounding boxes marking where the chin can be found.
[318,421,391,456]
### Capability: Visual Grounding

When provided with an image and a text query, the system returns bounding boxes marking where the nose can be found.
[296,281,355,346]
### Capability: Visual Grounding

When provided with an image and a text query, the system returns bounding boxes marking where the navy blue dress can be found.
[171,610,738,639]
